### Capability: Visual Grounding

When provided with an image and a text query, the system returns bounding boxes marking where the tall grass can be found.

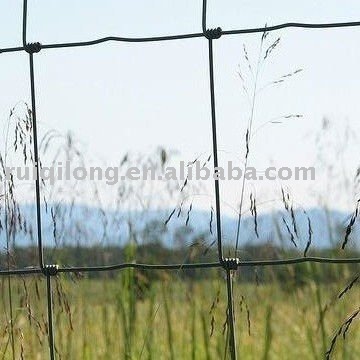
[0,274,359,359]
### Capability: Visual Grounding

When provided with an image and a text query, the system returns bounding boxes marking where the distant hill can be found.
[1,204,358,251]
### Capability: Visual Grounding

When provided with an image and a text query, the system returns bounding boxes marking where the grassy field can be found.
[1,264,359,359]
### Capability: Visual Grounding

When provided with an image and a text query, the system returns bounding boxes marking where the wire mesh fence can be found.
[1,1,360,359]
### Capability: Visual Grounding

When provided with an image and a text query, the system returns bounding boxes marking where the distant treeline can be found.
[2,243,359,285]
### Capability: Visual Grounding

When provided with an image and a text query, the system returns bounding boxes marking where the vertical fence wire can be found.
[202,1,237,356]
[226,269,237,360]
[23,0,44,270]
[206,36,223,262]
[23,0,53,357]
[22,0,28,46]
[0,1,360,359]
[27,52,44,269]
[46,273,55,360]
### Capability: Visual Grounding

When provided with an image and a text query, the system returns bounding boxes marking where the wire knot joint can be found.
[222,257,240,270]
[24,42,42,54]
[205,27,222,40]
[43,264,59,276]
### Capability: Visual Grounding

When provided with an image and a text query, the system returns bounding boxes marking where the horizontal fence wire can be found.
[1,257,360,277]
[3,21,360,53]
[1,0,360,359]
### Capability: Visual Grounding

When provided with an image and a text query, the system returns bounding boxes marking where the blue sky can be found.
[1,1,360,213]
